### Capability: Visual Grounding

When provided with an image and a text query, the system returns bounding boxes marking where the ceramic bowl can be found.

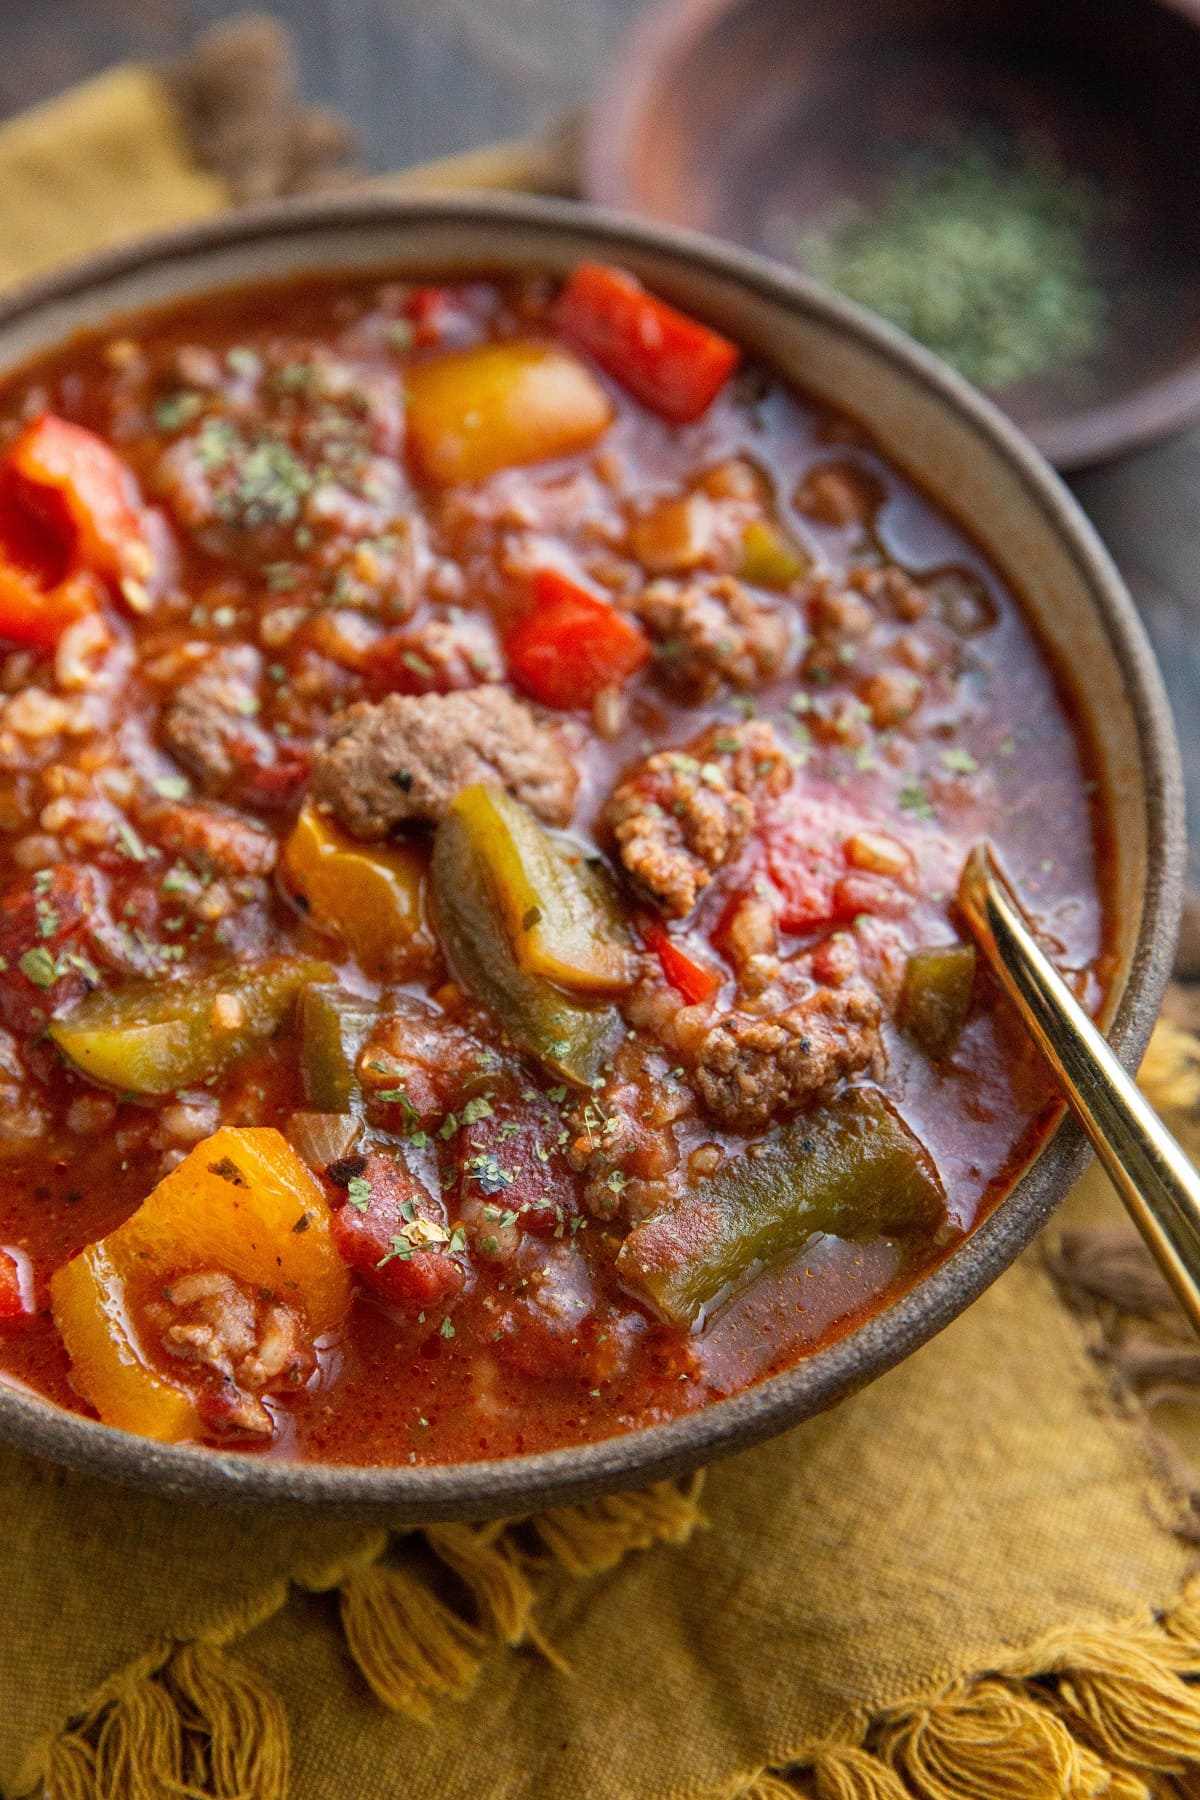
[0,193,1182,1514]
[583,0,1200,469]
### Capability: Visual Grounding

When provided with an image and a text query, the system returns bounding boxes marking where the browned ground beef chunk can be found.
[143,1270,310,1440]
[691,981,883,1131]
[159,646,277,795]
[564,1048,693,1226]
[633,576,790,698]
[604,719,790,918]
[310,685,578,837]
[794,462,883,529]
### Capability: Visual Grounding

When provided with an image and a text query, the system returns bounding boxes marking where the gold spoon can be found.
[958,842,1200,1336]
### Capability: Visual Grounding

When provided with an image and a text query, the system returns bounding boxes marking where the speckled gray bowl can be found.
[0,193,1182,1516]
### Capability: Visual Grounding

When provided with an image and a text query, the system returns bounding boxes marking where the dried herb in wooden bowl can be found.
[795,135,1112,393]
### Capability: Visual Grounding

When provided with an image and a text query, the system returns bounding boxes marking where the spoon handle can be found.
[959,843,1200,1335]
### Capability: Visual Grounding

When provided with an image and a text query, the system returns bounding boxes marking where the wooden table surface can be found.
[5,0,1200,895]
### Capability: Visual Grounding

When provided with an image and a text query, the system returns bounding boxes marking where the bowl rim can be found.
[579,0,1200,472]
[0,189,1182,1515]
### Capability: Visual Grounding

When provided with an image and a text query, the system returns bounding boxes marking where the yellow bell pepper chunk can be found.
[406,341,613,485]
[280,802,432,977]
[738,519,808,589]
[51,1127,351,1442]
[51,1244,198,1442]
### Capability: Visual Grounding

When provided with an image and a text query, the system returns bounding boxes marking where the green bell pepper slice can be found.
[299,984,378,1113]
[49,957,333,1095]
[432,787,625,1087]
[452,786,634,996]
[617,1089,946,1327]
[898,943,977,1059]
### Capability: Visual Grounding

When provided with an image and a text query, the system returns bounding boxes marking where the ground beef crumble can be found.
[604,718,791,917]
[633,575,791,698]
[691,980,885,1131]
[310,684,579,836]
[157,644,308,807]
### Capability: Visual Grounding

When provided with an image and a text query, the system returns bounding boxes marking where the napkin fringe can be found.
[713,1574,1200,1800]
[525,1469,709,1575]
[14,1474,706,1797]
[18,1638,289,1800]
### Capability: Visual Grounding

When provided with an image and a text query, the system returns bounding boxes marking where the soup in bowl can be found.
[0,197,1179,1513]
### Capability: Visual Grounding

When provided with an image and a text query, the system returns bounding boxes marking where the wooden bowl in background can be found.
[583,0,1200,469]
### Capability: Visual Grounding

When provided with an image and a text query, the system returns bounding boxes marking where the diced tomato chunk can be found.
[761,807,845,932]
[762,794,917,932]
[443,1095,580,1237]
[832,870,914,921]
[366,622,500,699]
[328,1152,466,1312]
[505,568,650,709]
[230,738,313,811]
[0,560,100,653]
[0,1248,31,1322]
[643,919,722,1005]
[556,262,741,423]
[0,866,101,1034]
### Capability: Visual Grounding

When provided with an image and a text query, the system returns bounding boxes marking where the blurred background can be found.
[0,0,637,167]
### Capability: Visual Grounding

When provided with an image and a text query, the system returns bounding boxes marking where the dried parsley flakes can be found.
[795,134,1112,392]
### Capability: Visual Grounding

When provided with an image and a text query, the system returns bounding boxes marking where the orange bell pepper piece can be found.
[51,1128,351,1442]
[280,802,434,977]
[406,341,613,484]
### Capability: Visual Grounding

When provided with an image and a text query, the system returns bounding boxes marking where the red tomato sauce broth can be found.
[0,266,1111,1465]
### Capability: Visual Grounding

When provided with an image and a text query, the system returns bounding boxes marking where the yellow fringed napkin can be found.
[3,23,1200,1799]
[0,66,225,290]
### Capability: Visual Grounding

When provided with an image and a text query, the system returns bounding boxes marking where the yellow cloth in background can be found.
[1,51,1200,1800]
[0,67,225,291]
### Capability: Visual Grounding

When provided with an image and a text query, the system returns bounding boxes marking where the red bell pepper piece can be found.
[556,262,741,424]
[4,415,150,587]
[505,568,651,710]
[0,1247,31,1323]
[0,560,100,654]
[644,919,722,1006]
[0,415,152,651]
